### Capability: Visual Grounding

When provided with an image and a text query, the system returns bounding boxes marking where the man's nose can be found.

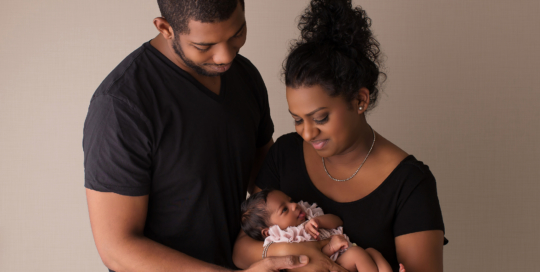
[213,44,236,65]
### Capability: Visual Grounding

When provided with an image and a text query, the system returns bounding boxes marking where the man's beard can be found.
[172,39,226,77]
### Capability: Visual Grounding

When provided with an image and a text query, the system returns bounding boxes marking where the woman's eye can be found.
[314,115,329,124]
[294,119,303,125]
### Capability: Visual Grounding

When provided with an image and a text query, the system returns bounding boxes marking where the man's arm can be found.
[247,139,274,195]
[86,189,235,272]
[233,227,347,272]
[87,189,307,272]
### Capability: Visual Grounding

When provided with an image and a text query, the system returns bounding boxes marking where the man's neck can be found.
[150,34,221,95]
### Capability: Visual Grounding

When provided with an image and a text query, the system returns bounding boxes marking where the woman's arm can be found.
[233,231,348,272]
[395,230,444,272]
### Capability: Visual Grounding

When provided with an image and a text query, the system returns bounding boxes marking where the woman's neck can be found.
[324,122,376,169]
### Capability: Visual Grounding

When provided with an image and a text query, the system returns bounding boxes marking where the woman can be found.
[234,0,447,271]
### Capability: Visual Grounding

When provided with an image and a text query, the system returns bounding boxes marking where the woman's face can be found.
[286,84,363,158]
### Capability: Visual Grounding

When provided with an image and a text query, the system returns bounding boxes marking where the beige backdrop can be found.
[1,0,539,271]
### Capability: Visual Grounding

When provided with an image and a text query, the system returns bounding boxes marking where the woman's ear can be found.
[153,17,174,40]
[355,87,371,114]
[261,228,269,238]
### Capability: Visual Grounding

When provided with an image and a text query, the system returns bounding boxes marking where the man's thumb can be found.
[268,255,309,270]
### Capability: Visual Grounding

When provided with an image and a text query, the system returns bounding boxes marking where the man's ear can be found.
[261,228,269,238]
[355,87,371,114]
[153,17,174,40]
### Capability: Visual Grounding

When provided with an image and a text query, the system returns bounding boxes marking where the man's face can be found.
[172,3,247,77]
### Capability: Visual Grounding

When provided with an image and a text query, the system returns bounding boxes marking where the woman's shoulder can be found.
[272,132,304,151]
[383,155,437,195]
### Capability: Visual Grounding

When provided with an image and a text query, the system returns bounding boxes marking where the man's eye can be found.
[234,31,244,38]
[195,46,210,52]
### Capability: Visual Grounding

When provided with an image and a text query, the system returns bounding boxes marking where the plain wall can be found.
[1,0,538,271]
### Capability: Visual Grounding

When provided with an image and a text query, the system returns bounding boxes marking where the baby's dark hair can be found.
[240,189,275,241]
[284,0,385,111]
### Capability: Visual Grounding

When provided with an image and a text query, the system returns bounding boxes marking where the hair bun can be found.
[285,0,385,111]
[298,0,375,60]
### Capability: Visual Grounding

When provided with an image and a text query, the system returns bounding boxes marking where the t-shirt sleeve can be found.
[393,167,446,243]
[250,63,274,148]
[83,94,152,196]
[254,138,282,190]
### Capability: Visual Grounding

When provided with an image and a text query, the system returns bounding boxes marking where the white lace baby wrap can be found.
[263,201,353,261]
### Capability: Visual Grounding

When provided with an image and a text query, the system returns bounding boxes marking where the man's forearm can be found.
[102,235,232,272]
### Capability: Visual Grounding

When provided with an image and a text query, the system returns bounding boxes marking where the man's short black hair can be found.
[240,189,274,241]
[157,0,245,34]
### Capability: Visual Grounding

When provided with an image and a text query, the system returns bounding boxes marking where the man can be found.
[83,0,313,271]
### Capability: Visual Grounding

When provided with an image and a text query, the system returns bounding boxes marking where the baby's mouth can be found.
[298,211,306,220]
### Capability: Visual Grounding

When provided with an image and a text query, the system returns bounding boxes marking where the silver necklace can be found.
[322,126,376,182]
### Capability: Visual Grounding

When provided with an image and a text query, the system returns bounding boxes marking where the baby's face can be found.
[266,190,307,230]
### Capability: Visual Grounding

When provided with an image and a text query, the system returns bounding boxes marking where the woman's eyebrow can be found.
[289,107,327,117]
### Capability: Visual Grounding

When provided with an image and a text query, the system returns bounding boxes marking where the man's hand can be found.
[266,240,349,272]
[243,255,309,272]
[305,218,321,239]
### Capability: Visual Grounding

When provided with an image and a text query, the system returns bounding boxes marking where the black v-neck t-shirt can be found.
[83,42,274,269]
[255,133,447,272]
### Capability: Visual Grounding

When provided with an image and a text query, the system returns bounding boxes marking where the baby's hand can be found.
[328,234,349,253]
[305,218,321,239]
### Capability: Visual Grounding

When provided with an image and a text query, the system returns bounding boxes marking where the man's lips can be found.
[310,139,328,150]
[207,63,232,73]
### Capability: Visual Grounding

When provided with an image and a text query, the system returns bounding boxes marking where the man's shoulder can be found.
[94,44,148,96]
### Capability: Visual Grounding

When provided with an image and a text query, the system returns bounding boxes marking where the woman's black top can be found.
[255,133,447,272]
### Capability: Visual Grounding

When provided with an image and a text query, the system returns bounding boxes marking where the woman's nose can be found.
[302,121,319,141]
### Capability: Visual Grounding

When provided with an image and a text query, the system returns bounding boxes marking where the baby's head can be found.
[241,189,307,241]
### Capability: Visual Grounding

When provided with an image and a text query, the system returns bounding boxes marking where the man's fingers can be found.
[327,261,348,272]
[265,255,309,270]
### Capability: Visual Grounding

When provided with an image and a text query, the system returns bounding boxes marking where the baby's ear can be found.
[261,228,269,238]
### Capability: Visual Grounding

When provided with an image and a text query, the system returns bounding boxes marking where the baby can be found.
[241,189,394,272]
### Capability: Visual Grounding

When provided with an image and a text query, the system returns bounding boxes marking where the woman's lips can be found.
[310,139,328,150]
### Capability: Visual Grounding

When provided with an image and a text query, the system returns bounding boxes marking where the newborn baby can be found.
[240,189,396,272]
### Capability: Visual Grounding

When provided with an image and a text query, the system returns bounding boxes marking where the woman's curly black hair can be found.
[284,0,385,111]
